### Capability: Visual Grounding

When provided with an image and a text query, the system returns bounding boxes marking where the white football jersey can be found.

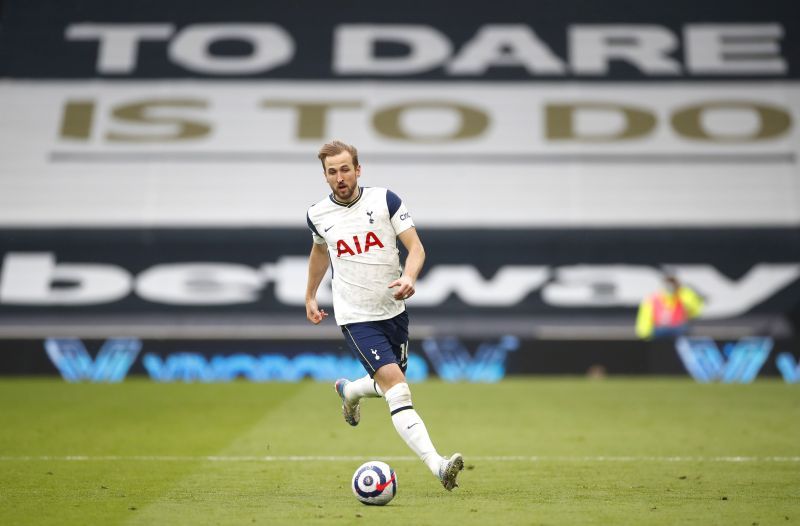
[307,186,415,325]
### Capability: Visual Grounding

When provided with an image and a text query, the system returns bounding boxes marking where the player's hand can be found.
[388,276,415,301]
[306,299,329,324]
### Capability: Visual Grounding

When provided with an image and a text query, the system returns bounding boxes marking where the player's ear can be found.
[355,164,361,178]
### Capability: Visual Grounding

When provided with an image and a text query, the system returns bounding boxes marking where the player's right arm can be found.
[305,242,330,324]
[635,296,654,340]
[678,286,704,319]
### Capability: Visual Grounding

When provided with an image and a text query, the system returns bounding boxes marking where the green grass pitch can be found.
[1,377,798,525]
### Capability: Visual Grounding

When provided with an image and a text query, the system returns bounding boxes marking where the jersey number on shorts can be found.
[399,341,408,370]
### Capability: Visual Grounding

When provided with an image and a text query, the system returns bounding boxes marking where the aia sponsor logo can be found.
[336,232,384,257]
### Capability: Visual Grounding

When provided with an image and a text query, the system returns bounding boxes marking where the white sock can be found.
[384,383,442,476]
[344,375,382,402]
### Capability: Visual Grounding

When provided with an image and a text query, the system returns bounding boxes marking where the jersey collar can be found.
[329,186,363,208]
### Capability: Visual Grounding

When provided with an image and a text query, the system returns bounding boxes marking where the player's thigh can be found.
[387,311,410,372]
[372,363,406,393]
[342,323,400,377]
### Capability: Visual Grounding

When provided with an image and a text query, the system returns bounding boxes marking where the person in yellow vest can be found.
[636,274,704,340]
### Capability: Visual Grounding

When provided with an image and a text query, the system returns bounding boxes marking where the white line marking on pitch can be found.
[0,455,798,462]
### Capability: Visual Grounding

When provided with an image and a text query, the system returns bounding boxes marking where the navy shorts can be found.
[341,311,409,377]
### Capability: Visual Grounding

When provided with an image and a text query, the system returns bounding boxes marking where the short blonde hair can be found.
[318,140,359,169]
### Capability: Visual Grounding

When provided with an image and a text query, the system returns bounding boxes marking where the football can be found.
[351,460,397,505]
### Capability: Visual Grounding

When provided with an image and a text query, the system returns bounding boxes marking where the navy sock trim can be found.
[390,405,414,415]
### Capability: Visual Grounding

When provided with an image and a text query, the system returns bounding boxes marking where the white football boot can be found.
[438,453,464,491]
[334,378,360,426]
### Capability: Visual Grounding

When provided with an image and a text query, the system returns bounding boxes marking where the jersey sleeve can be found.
[635,296,654,340]
[386,189,415,235]
[678,286,704,318]
[307,211,326,245]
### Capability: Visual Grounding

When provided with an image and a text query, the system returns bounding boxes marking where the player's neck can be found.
[333,186,361,206]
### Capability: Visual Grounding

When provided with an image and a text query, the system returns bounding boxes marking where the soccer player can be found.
[305,140,463,491]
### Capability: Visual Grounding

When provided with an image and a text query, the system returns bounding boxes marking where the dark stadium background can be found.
[1,0,798,380]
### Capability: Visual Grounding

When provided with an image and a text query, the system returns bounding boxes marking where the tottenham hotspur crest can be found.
[366,211,374,224]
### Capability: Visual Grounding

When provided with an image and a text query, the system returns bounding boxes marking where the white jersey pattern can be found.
[307,186,415,325]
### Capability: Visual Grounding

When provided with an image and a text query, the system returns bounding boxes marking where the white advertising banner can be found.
[0,81,798,227]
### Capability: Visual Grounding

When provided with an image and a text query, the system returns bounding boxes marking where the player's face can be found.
[324,151,361,203]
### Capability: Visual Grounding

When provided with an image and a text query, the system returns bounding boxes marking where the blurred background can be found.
[1,0,798,383]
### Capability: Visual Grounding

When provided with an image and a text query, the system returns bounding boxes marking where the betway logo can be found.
[1,253,799,319]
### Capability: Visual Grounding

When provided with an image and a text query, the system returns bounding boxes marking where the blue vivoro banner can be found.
[40,336,520,383]
[1,336,796,381]
[674,336,774,383]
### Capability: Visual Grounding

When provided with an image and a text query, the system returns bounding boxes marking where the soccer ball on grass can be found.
[351,460,397,505]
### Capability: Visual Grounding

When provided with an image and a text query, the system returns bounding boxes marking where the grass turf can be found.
[0,377,798,525]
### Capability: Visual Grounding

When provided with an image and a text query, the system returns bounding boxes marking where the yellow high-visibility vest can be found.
[636,286,704,340]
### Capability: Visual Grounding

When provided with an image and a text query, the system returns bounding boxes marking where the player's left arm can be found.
[635,297,654,340]
[678,286,704,319]
[389,227,426,300]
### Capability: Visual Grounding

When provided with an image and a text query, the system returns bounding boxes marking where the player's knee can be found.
[373,363,405,393]
[384,382,412,412]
